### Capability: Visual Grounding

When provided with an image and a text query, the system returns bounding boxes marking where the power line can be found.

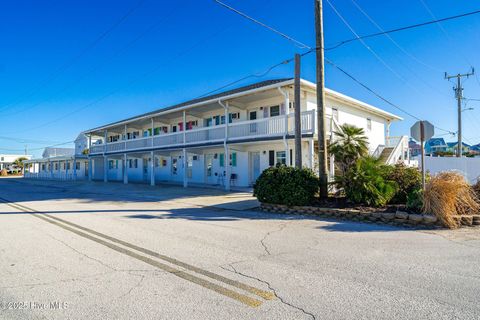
[326,0,414,88]
[0,136,62,145]
[0,3,178,118]
[350,0,445,77]
[213,0,311,49]
[0,0,145,113]
[0,141,74,153]
[197,50,313,98]
[418,0,475,68]
[324,8,480,51]
[325,58,455,136]
[6,20,241,134]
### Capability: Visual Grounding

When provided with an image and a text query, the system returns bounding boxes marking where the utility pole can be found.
[315,0,328,199]
[294,53,302,168]
[445,68,474,158]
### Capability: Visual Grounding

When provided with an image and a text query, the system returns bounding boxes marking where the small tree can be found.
[328,124,369,194]
[328,124,369,176]
[343,156,397,207]
[13,157,28,173]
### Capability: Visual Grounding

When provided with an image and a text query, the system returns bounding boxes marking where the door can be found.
[249,111,257,134]
[250,152,261,185]
[143,158,149,181]
[205,154,215,184]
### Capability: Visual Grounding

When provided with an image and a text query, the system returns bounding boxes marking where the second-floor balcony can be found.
[89,110,316,155]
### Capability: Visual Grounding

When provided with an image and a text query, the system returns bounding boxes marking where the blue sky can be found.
[0,0,479,157]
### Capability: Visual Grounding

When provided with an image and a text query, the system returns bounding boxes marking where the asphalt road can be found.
[0,178,479,320]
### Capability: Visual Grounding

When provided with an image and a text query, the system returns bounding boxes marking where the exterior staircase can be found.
[378,147,394,164]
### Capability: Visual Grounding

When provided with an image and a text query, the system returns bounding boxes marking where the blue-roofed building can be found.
[446,142,471,155]
[424,138,447,155]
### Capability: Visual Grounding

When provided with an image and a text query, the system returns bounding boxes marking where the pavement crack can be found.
[115,272,146,300]
[45,233,118,271]
[260,222,290,257]
[221,264,316,320]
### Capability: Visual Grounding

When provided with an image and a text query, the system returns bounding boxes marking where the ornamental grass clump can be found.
[423,171,480,228]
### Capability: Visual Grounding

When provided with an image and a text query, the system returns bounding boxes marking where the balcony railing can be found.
[89,110,316,155]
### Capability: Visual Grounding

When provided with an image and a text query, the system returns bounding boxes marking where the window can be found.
[230,152,237,167]
[205,118,213,127]
[76,162,80,170]
[269,150,275,166]
[42,164,45,171]
[172,158,178,175]
[367,118,372,131]
[219,153,225,167]
[134,159,138,168]
[276,151,286,165]
[67,162,70,170]
[332,108,339,121]
[172,125,177,133]
[55,163,58,170]
[155,157,159,167]
[270,105,280,117]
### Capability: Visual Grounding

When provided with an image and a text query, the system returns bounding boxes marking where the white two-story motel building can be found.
[25,78,410,190]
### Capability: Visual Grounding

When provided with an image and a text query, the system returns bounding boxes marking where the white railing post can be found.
[151,118,154,148]
[124,124,127,151]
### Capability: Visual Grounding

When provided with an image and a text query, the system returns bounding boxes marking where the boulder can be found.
[395,211,409,220]
[422,215,438,224]
[381,212,395,221]
[408,214,424,223]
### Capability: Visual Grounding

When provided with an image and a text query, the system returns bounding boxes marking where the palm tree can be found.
[328,124,369,176]
[13,157,28,174]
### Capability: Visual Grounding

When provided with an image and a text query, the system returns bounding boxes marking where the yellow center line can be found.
[0,198,273,306]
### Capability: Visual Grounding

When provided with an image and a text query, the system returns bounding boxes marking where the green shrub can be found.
[343,156,396,207]
[253,165,319,206]
[406,189,423,212]
[382,163,422,204]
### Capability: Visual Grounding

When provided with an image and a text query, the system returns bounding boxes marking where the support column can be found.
[182,148,187,188]
[123,154,128,184]
[88,158,92,181]
[65,160,69,180]
[103,156,108,182]
[329,155,335,181]
[279,87,290,166]
[150,151,155,186]
[224,144,231,191]
[309,138,314,169]
[73,157,77,181]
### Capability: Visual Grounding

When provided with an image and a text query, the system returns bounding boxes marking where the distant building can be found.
[409,139,421,157]
[0,154,32,172]
[424,138,447,155]
[446,142,471,155]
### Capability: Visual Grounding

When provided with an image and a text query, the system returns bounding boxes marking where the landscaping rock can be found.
[473,216,480,226]
[408,214,424,223]
[460,216,473,226]
[395,211,409,220]
[423,215,438,224]
[381,212,395,220]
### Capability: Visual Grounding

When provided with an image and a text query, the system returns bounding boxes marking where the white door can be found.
[250,152,261,185]
[205,154,215,184]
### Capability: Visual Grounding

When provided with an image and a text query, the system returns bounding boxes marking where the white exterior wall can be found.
[306,92,387,153]
[422,156,480,184]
